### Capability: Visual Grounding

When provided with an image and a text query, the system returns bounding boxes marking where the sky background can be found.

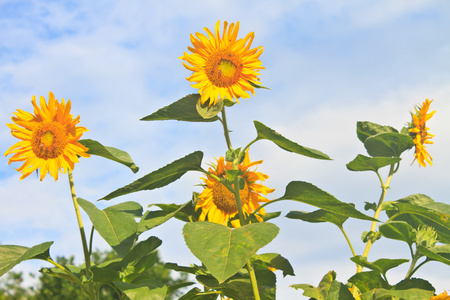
[1,0,449,298]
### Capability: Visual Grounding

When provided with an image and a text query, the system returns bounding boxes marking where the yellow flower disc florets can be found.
[211,181,249,214]
[205,50,244,88]
[31,121,69,159]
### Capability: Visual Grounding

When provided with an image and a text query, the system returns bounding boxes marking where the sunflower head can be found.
[180,20,264,106]
[408,99,435,167]
[4,92,90,181]
[431,291,450,300]
[195,150,274,227]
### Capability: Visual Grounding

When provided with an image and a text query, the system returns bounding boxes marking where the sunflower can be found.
[4,92,90,181]
[180,20,264,106]
[408,99,435,167]
[431,291,450,300]
[195,150,274,227]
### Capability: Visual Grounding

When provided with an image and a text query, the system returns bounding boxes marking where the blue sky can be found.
[1,0,450,298]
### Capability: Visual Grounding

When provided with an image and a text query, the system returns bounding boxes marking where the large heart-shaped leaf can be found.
[0,242,53,276]
[253,121,331,160]
[379,221,416,246]
[364,132,414,157]
[356,121,398,143]
[141,94,219,122]
[102,151,203,200]
[183,222,279,283]
[78,199,142,257]
[360,288,433,300]
[277,181,377,221]
[79,139,139,173]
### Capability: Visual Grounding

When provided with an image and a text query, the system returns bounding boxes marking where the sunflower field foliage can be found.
[1,20,449,300]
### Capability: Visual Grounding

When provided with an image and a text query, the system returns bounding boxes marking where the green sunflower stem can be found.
[247,260,261,300]
[68,170,95,300]
[356,164,395,273]
[220,107,233,151]
[233,175,247,226]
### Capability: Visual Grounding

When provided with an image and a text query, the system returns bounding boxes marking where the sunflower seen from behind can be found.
[408,99,435,167]
[4,92,90,181]
[180,20,264,106]
[195,150,274,228]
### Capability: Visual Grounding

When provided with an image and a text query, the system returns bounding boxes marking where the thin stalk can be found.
[45,258,88,294]
[247,260,261,300]
[220,108,233,150]
[339,226,356,257]
[68,170,95,299]
[405,254,428,280]
[356,164,395,273]
[233,174,246,227]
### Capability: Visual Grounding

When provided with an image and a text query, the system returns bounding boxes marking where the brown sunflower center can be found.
[212,181,249,214]
[31,121,69,159]
[205,50,244,88]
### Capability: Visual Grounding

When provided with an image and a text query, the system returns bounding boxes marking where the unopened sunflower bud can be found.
[415,225,438,248]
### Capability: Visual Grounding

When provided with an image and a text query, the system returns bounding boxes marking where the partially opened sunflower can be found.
[4,92,90,181]
[196,150,274,227]
[408,99,435,167]
[180,20,264,106]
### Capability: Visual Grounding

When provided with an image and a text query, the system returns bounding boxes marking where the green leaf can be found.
[350,256,409,278]
[417,245,450,266]
[183,222,279,283]
[253,121,331,160]
[79,139,139,173]
[346,154,401,172]
[356,121,398,143]
[252,253,295,277]
[364,132,414,157]
[347,271,389,293]
[120,236,162,269]
[290,271,336,300]
[78,199,142,257]
[0,242,53,277]
[141,94,219,122]
[328,280,355,300]
[379,221,416,246]
[277,181,377,221]
[179,287,218,300]
[196,262,277,300]
[286,209,349,228]
[138,201,192,234]
[249,80,270,90]
[102,151,203,200]
[114,279,167,300]
[360,288,433,300]
[196,97,224,119]
[394,277,435,291]
[385,199,450,244]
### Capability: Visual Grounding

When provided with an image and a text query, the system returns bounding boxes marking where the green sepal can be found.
[379,221,416,246]
[182,222,279,283]
[79,139,139,173]
[249,80,270,90]
[253,121,331,160]
[0,242,53,277]
[196,96,224,119]
[277,181,377,221]
[252,253,295,277]
[141,94,219,122]
[350,256,409,279]
[356,121,398,143]
[101,151,204,200]
[364,132,414,157]
[346,154,401,172]
[77,199,142,257]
